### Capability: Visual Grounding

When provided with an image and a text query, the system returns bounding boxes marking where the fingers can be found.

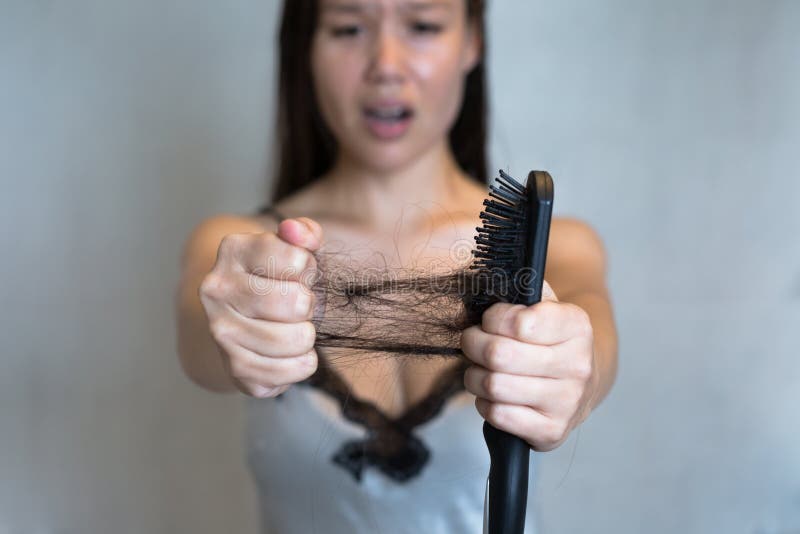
[210,315,316,359]
[199,217,325,399]
[202,270,314,323]
[464,365,565,410]
[277,217,324,251]
[479,300,591,346]
[461,325,567,377]
[474,398,568,452]
[203,217,325,322]
[217,218,323,284]
[219,343,318,398]
[235,232,318,283]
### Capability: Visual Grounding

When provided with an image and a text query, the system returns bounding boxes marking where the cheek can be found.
[410,43,469,129]
[311,44,361,133]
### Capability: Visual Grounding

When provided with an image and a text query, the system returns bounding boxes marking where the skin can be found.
[176,0,619,452]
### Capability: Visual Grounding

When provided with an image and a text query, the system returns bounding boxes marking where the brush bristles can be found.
[466,170,529,319]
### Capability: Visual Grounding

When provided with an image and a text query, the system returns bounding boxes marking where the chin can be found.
[348,135,442,175]
[361,149,413,174]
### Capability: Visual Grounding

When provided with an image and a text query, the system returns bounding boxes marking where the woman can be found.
[175,0,618,532]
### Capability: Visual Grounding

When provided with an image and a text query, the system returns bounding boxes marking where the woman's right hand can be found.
[198,217,323,398]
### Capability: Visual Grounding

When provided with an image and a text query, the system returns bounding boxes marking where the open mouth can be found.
[363,106,414,122]
[362,105,415,140]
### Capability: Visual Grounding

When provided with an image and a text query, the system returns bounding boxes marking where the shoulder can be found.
[550,217,608,262]
[545,216,609,298]
[179,213,276,277]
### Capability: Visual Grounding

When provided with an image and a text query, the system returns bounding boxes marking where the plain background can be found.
[2,1,799,533]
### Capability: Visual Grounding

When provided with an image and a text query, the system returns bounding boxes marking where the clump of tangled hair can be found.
[308,251,500,367]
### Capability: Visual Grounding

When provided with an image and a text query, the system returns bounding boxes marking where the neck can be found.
[320,140,474,230]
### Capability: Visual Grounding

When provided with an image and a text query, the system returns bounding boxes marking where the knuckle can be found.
[576,307,593,337]
[286,248,309,276]
[293,322,316,350]
[298,264,320,289]
[293,350,318,379]
[257,234,278,258]
[258,371,279,389]
[227,357,252,381]
[245,367,278,390]
[573,357,593,381]
[529,306,545,328]
[544,419,566,445]
[255,387,279,398]
[488,403,509,428]
[219,233,243,255]
[199,273,229,301]
[301,251,317,272]
[482,372,503,399]
[482,302,507,331]
[511,308,533,339]
[459,327,477,355]
[293,285,313,316]
[246,383,279,398]
[259,378,278,391]
[209,319,236,344]
[485,339,509,370]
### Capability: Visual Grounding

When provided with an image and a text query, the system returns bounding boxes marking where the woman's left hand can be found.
[461,280,600,452]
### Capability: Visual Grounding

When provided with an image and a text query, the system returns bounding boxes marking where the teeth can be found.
[367,107,407,120]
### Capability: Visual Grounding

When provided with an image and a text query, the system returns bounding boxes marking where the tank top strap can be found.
[256,204,288,222]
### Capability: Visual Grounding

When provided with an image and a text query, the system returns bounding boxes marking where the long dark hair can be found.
[271,0,489,202]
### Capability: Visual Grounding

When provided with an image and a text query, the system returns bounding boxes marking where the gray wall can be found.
[1,1,798,533]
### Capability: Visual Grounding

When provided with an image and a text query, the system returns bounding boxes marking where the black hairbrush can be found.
[469,169,554,534]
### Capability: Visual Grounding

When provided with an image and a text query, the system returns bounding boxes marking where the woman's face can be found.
[311,0,480,173]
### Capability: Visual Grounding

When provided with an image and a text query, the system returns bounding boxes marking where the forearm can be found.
[174,278,237,394]
[561,290,618,411]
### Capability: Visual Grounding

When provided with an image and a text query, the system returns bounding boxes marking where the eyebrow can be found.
[401,1,453,11]
[321,3,367,14]
[320,1,453,14]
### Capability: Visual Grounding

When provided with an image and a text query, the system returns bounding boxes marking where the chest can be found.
[313,217,479,418]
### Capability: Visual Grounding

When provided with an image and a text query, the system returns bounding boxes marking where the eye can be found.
[410,21,443,34]
[331,25,363,38]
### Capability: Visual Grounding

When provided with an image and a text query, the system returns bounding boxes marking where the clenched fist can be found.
[461,280,600,452]
[198,217,323,398]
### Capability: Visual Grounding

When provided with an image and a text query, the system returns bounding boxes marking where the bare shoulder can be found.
[179,213,275,278]
[549,216,608,261]
[545,216,609,298]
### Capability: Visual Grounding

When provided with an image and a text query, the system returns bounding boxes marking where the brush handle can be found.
[483,421,530,533]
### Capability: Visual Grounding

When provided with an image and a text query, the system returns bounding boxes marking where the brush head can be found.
[464,169,553,323]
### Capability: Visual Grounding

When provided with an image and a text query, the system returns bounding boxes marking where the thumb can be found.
[277,217,324,252]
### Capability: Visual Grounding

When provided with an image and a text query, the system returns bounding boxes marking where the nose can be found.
[365,26,405,85]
